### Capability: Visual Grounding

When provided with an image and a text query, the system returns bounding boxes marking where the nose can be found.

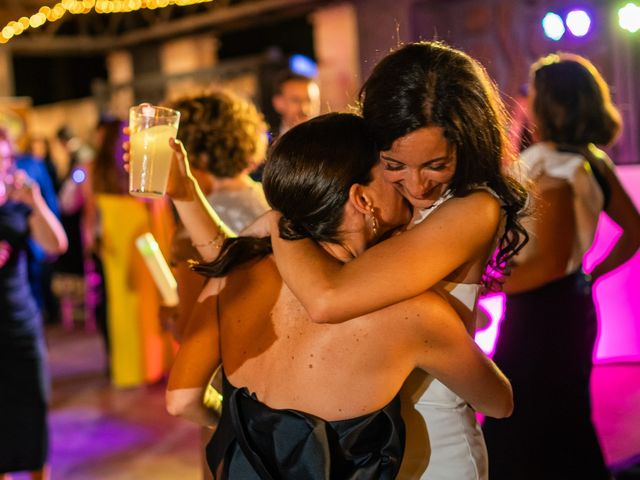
[405,169,429,198]
[300,100,313,118]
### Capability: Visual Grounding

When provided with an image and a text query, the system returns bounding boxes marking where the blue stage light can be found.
[542,12,565,40]
[289,54,318,78]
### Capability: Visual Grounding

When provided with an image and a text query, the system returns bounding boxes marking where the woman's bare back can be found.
[218,256,420,421]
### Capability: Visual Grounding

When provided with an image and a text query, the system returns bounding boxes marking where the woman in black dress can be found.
[0,129,67,479]
[482,53,640,479]
[163,114,514,479]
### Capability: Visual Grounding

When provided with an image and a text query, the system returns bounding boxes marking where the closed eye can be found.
[383,162,405,171]
[426,163,448,171]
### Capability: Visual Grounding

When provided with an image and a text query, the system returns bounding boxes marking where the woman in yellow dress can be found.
[83,118,174,388]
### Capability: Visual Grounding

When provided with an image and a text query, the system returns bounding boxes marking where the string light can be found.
[0,0,214,44]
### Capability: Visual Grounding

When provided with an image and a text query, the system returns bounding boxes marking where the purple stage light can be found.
[71,167,86,184]
[566,9,592,37]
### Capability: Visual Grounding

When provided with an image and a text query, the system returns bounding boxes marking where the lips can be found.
[409,184,442,201]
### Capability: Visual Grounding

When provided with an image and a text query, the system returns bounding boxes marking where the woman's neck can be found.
[320,228,371,264]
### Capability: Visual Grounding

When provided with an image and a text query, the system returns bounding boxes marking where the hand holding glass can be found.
[128,104,180,198]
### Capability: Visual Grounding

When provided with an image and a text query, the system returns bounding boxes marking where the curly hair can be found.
[168,91,266,178]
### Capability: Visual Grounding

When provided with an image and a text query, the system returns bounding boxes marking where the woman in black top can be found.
[163,114,513,479]
[0,129,67,479]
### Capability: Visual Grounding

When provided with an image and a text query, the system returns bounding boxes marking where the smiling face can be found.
[379,126,456,210]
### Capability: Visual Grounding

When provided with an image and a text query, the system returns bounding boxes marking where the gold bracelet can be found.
[191,235,224,249]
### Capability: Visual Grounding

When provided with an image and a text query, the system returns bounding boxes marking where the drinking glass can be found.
[128,103,180,198]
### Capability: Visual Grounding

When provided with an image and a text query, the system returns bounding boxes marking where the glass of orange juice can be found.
[128,103,180,198]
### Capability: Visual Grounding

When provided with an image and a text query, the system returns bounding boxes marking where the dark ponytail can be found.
[192,237,272,278]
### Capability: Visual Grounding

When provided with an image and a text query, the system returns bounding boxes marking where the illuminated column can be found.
[310,3,361,113]
[0,48,14,97]
[106,49,135,119]
[160,34,218,101]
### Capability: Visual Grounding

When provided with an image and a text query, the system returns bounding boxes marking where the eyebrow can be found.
[380,153,450,165]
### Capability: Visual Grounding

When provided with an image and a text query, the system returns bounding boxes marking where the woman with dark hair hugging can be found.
[266,42,529,479]
[139,42,528,479]
[164,113,513,479]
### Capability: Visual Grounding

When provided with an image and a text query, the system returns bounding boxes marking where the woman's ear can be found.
[348,183,372,215]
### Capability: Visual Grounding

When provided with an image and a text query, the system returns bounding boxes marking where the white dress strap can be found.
[413,185,502,226]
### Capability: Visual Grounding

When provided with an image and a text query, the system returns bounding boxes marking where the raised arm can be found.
[10,170,67,255]
[123,134,234,263]
[164,139,235,262]
[408,291,513,418]
[166,279,222,427]
[270,191,501,323]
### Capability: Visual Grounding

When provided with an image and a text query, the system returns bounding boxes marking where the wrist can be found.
[28,193,46,212]
[171,176,200,203]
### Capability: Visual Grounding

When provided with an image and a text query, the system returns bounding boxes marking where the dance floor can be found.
[9,324,640,479]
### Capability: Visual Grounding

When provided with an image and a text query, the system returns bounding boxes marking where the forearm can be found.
[29,198,68,255]
[467,359,513,419]
[590,233,640,280]
[270,196,497,323]
[172,177,235,262]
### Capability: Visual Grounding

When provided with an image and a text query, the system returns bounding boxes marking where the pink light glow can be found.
[475,165,640,363]
[475,294,505,356]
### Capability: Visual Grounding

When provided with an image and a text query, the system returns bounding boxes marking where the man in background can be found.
[271,71,321,137]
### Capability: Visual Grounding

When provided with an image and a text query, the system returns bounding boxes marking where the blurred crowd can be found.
[2,42,639,480]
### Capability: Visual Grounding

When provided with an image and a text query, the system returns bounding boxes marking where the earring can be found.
[369,206,379,237]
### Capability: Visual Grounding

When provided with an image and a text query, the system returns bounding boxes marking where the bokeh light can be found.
[542,12,565,41]
[619,2,640,33]
[566,9,592,37]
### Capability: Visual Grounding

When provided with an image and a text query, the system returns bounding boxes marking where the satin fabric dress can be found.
[398,188,502,480]
[207,372,405,479]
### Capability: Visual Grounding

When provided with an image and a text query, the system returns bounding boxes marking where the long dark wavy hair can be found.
[530,53,621,147]
[193,113,378,277]
[359,41,529,283]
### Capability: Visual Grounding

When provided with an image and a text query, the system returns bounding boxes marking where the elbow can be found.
[305,294,336,324]
[307,303,332,324]
[165,390,189,418]
[498,387,515,419]
[486,382,514,419]
[46,237,68,257]
[54,236,69,256]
